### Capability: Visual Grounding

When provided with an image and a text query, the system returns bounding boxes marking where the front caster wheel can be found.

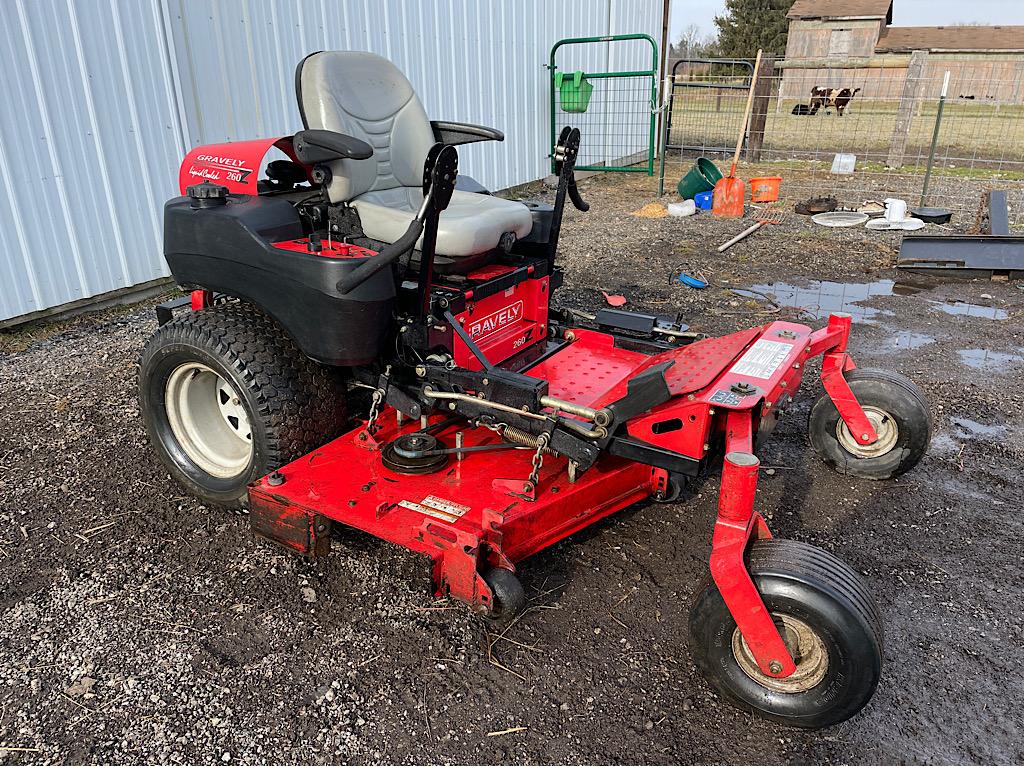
[809,368,931,479]
[689,539,883,729]
[652,474,686,504]
[481,567,527,625]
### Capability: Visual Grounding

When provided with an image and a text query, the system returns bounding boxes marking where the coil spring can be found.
[502,425,556,454]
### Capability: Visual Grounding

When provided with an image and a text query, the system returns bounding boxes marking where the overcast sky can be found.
[671,0,1024,41]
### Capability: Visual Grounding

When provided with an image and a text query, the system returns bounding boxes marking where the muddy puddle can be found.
[735,279,1008,323]
[928,432,962,455]
[733,280,898,323]
[935,302,1009,320]
[950,416,1008,439]
[957,348,1024,371]
[888,331,937,350]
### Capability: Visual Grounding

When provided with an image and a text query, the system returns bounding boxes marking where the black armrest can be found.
[293,129,373,163]
[430,121,504,146]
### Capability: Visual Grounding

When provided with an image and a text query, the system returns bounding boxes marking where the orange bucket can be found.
[750,176,782,203]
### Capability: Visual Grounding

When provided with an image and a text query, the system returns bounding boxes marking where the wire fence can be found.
[658,52,1024,228]
[550,34,659,175]
[555,75,655,171]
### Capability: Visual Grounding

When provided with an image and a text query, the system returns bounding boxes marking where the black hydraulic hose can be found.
[335,218,424,294]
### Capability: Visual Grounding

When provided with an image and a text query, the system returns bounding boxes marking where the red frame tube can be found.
[811,314,879,446]
[708,413,795,677]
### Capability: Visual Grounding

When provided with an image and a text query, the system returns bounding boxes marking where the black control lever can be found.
[553,126,589,212]
[335,218,425,294]
[335,145,458,295]
[545,126,588,263]
[567,178,589,213]
[415,143,457,316]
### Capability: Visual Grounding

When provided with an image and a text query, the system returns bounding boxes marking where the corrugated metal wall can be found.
[0,0,662,323]
[0,0,186,323]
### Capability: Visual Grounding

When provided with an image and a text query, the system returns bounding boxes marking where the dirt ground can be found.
[2,173,1023,765]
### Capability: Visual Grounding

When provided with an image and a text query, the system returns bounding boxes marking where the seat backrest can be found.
[296,51,435,203]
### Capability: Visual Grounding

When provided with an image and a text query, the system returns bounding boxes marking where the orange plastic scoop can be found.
[712,175,746,218]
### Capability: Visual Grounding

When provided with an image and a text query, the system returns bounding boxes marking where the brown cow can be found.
[806,86,862,116]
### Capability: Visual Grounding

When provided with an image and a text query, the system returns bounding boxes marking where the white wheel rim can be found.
[165,362,254,478]
[732,614,829,693]
[836,406,899,458]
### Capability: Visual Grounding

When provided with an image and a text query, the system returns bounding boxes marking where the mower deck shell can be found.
[250,320,822,582]
[248,314,872,680]
[249,415,658,565]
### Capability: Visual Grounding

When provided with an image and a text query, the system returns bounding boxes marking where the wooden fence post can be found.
[888,50,928,168]
[747,54,777,162]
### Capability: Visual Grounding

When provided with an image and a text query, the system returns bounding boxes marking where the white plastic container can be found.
[667,199,697,217]
[884,198,908,223]
[831,153,856,174]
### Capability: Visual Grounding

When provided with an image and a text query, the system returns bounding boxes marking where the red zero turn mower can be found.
[140,52,932,728]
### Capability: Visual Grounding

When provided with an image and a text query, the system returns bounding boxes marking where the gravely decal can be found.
[467,300,523,340]
[188,154,253,184]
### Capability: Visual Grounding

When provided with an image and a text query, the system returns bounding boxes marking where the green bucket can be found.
[676,158,723,200]
[555,71,594,113]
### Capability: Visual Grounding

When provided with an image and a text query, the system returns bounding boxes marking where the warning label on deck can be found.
[730,339,792,380]
[398,495,471,523]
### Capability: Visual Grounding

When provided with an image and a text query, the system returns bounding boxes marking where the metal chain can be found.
[366,389,384,434]
[527,433,550,487]
[365,365,391,435]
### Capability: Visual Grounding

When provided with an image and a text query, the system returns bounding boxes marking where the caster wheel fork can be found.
[812,367,932,480]
[698,417,884,728]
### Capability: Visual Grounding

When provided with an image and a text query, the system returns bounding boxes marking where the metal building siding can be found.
[163,0,663,191]
[0,0,662,323]
[0,0,184,323]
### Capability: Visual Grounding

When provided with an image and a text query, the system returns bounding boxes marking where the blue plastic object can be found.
[694,191,714,210]
[677,273,707,289]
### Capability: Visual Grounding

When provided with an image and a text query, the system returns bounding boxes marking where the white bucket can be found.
[884,198,908,223]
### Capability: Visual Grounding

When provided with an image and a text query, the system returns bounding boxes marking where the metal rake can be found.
[717,209,786,253]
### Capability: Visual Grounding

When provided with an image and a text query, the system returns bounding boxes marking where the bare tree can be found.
[671,24,716,59]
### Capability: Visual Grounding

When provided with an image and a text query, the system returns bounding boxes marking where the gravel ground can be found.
[2,173,1023,765]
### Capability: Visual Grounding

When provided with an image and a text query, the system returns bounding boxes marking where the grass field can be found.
[667,97,1024,169]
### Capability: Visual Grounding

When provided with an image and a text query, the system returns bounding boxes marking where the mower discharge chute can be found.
[139,52,932,729]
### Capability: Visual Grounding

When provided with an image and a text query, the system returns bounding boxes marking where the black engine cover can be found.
[164,195,394,366]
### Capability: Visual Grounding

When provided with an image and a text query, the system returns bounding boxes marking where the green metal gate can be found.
[549,34,659,175]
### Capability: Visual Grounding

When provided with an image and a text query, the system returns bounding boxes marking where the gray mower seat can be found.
[352,188,532,257]
[296,51,533,257]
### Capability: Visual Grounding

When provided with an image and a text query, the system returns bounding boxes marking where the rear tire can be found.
[808,368,931,479]
[689,539,883,729]
[139,301,347,508]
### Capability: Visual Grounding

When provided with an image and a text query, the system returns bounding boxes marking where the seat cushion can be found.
[352,188,533,257]
[297,52,436,203]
